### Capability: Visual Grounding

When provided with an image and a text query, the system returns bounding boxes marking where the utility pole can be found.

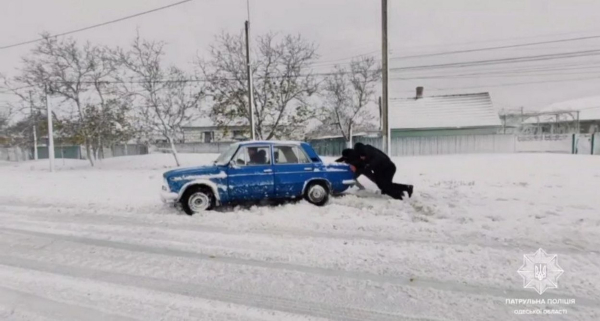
[245,20,256,141]
[45,84,55,172]
[378,96,382,131]
[29,91,38,160]
[381,0,390,155]
[348,123,353,148]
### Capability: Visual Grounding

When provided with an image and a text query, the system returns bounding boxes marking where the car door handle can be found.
[263,169,273,173]
[304,167,313,171]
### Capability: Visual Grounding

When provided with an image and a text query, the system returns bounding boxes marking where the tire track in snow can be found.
[0,265,337,321]
[0,255,440,321]
[1,204,598,256]
[0,286,138,321]
[1,226,597,308]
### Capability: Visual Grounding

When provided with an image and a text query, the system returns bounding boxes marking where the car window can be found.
[273,145,310,164]
[214,143,239,165]
[232,146,271,166]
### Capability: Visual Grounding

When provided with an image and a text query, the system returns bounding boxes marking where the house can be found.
[181,118,249,143]
[520,96,600,134]
[307,131,382,156]
[389,87,502,137]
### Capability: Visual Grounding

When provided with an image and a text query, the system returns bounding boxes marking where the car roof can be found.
[237,140,303,146]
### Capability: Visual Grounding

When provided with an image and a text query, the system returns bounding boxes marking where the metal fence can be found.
[392,134,515,156]
[310,135,514,156]
[515,134,572,154]
[310,133,600,157]
[3,133,599,162]
[310,137,382,156]
[0,144,150,162]
[109,144,149,157]
[0,146,31,162]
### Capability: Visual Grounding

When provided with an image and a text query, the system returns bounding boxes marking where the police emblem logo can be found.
[517,248,563,295]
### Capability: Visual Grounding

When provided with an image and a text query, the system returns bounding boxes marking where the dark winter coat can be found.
[335,148,374,180]
[335,149,362,166]
[353,142,393,170]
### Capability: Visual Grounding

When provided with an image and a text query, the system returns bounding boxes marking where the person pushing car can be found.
[353,142,413,200]
[335,148,375,190]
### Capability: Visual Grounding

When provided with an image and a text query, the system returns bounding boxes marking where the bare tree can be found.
[0,108,9,146]
[1,73,50,155]
[119,34,203,166]
[319,57,381,146]
[12,34,103,166]
[0,107,10,133]
[87,45,121,159]
[198,32,319,140]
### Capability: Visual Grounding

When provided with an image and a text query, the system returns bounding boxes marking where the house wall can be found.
[182,127,247,143]
[391,127,499,138]
[155,142,233,154]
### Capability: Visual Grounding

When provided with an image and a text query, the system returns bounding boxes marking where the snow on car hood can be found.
[163,165,227,182]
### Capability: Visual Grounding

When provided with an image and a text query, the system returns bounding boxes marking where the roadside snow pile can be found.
[0,153,219,211]
[1,152,599,320]
[5,153,220,172]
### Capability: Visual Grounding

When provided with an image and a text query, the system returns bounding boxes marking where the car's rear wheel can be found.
[181,186,215,215]
[304,181,330,206]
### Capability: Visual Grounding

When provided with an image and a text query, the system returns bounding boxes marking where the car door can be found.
[272,144,315,198]
[227,145,275,201]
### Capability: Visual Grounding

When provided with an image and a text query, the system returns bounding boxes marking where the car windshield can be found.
[214,144,239,165]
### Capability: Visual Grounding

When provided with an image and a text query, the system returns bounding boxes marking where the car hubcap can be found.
[308,185,326,203]
[189,193,210,212]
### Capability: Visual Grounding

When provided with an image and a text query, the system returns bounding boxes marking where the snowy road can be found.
[1,153,599,320]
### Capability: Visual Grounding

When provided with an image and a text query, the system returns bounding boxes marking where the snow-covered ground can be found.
[0,152,599,320]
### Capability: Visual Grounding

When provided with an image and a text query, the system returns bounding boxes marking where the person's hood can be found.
[341,149,353,157]
[354,142,366,156]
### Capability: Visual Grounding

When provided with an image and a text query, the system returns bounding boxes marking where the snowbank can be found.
[1,152,599,320]
[4,153,220,172]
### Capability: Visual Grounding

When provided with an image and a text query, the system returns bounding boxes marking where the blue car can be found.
[161,140,356,215]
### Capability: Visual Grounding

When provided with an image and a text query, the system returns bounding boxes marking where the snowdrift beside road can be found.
[1,152,599,320]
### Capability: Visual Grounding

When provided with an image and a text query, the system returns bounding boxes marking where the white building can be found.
[181,119,249,143]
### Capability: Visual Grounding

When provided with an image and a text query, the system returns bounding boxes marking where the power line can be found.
[0,0,193,50]
[0,84,38,95]
[309,50,380,68]
[392,70,600,81]
[391,27,600,53]
[306,30,600,69]
[392,60,600,80]
[307,31,600,69]
[390,34,600,60]
[1,71,350,89]
[390,64,600,80]
[390,49,600,72]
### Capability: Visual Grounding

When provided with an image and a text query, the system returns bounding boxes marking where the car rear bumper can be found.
[342,179,356,185]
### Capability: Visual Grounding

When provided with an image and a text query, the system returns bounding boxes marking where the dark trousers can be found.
[374,163,410,200]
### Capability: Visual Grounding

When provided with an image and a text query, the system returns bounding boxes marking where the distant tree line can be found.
[1,30,381,166]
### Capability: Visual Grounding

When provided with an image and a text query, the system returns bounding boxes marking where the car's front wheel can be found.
[304,181,330,206]
[181,186,215,215]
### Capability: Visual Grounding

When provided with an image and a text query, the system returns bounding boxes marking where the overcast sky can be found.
[3,0,600,113]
